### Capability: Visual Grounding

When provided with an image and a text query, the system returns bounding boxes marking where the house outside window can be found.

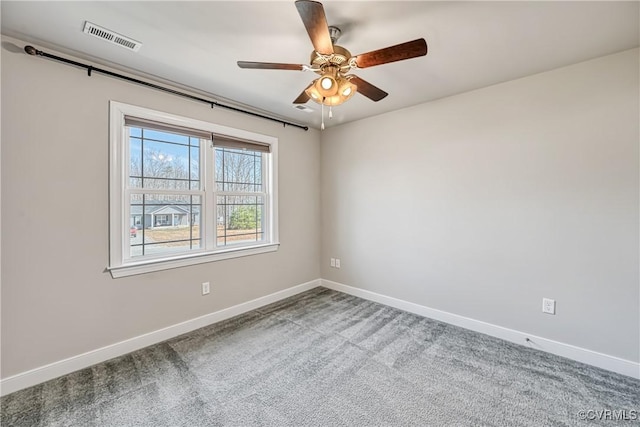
[109,101,279,277]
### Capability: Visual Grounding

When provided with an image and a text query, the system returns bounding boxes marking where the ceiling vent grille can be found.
[293,105,314,113]
[83,21,142,52]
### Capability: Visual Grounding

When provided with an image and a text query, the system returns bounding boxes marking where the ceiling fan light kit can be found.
[237,0,428,128]
[303,63,358,107]
[306,76,356,105]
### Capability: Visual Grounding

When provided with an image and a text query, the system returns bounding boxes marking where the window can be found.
[109,102,278,277]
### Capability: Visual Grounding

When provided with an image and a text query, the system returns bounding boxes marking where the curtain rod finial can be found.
[24,45,37,55]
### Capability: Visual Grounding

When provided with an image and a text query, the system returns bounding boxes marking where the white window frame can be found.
[109,101,279,278]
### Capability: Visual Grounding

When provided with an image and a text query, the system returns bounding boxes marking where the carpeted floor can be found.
[1,287,638,426]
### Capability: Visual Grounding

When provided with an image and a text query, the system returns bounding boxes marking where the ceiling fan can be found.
[237,0,428,126]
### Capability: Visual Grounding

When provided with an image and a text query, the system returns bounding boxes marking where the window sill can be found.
[108,243,280,278]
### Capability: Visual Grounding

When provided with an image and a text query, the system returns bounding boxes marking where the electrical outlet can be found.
[330,258,336,267]
[202,282,210,296]
[335,259,341,268]
[542,298,555,315]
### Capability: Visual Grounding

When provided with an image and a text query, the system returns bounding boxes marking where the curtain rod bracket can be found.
[87,66,92,77]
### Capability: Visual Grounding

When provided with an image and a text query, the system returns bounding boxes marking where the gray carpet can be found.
[1,287,638,426]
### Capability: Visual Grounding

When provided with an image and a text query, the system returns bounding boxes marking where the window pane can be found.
[143,194,199,205]
[143,178,191,190]
[129,194,202,258]
[215,148,262,192]
[215,149,224,189]
[143,129,190,145]
[129,137,142,187]
[216,195,264,246]
[190,147,200,181]
[143,140,189,179]
[128,127,201,190]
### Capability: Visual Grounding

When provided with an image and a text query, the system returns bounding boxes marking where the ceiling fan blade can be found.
[350,76,388,102]
[293,85,312,104]
[295,0,334,55]
[354,38,427,69]
[237,61,304,71]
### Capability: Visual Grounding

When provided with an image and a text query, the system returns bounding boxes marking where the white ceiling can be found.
[2,1,638,130]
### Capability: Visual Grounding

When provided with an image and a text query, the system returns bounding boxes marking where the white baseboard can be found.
[3,277,637,396]
[321,279,640,380]
[0,278,321,397]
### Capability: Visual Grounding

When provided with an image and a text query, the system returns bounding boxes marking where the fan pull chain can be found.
[329,106,333,119]
[321,103,325,130]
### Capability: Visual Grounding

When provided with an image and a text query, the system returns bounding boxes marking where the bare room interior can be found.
[1,1,638,426]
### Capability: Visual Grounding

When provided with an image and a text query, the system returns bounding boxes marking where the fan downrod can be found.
[328,26,342,44]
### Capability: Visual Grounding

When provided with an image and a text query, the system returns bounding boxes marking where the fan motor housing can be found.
[310,45,352,73]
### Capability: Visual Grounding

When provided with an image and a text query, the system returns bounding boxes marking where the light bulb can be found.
[321,77,333,90]
[342,86,352,96]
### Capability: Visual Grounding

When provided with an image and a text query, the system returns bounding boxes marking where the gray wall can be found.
[2,35,638,381]
[1,37,321,378]
[321,49,639,362]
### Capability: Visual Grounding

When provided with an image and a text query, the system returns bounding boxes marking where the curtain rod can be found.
[23,45,309,131]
